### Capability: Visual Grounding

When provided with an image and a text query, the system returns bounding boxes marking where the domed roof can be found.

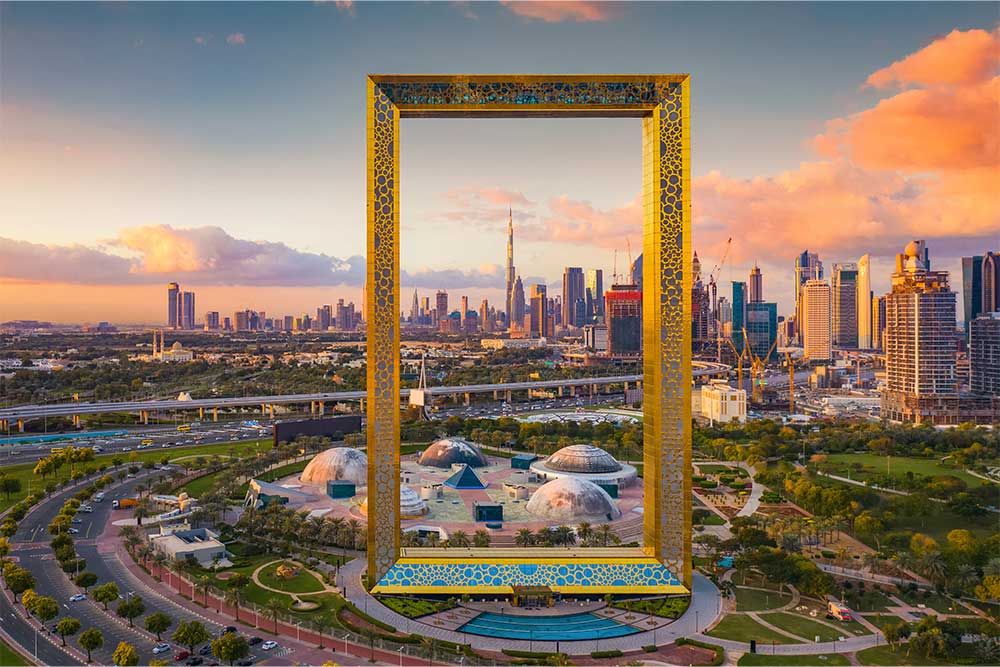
[300,447,368,486]
[418,437,488,468]
[904,240,920,258]
[525,477,621,521]
[360,485,427,518]
[544,444,621,474]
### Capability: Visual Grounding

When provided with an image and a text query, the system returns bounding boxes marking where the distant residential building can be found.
[481,338,545,350]
[872,295,886,351]
[586,269,604,320]
[745,302,778,359]
[167,282,180,329]
[529,284,549,338]
[802,279,832,361]
[748,263,763,303]
[562,267,585,328]
[731,281,747,353]
[794,251,823,345]
[583,324,608,352]
[605,284,641,355]
[701,380,746,424]
[970,313,1000,396]
[857,255,873,349]
[434,291,448,327]
[962,255,984,335]
[983,252,1000,314]
[832,263,858,349]
[204,312,220,331]
[630,254,642,291]
[336,299,356,331]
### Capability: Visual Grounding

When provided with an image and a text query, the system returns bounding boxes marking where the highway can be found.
[0,364,729,422]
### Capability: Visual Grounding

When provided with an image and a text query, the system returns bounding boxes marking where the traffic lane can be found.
[0,580,80,666]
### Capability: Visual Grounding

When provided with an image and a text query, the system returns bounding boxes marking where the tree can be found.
[0,474,22,500]
[211,632,250,666]
[144,612,172,640]
[93,581,120,610]
[79,628,104,663]
[5,565,36,597]
[74,571,98,591]
[33,596,59,624]
[975,575,1000,603]
[473,529,491,548]
[116,595,145,627]
[112,641,140,666]
[264,598,284,633]
[173,620,212,653]
[56,617,82,646]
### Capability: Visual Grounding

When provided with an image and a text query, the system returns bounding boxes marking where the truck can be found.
[827,599,853,622]
[112,498,138,510]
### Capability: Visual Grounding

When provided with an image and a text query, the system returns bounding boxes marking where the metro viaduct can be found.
[0,362,729,431]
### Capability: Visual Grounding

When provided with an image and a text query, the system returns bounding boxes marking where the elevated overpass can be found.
[0,361,729,427]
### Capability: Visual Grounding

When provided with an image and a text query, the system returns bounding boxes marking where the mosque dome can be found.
[544,444,622,474]
[300,447,368,486]
[904,240,920,258]
[525,477,622,522]
[360,485,427,518]
[418,437,488,468]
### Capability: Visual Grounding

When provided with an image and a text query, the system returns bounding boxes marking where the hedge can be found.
[591,649,623,658]
[675,638,724,666]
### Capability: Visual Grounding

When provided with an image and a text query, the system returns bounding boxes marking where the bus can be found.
[177,424,191,432]
[141,439,154,446]
[50,447,65,454]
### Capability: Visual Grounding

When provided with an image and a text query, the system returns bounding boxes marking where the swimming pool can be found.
[458,611,639,640]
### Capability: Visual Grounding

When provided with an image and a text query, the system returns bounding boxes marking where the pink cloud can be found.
[194,35,209,46]
[520,195,641,248]
[499,1,616,23]
[865,28,1000,89]
[226,32,246,46]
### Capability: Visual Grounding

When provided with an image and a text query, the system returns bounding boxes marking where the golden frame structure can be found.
[366,74,692,591]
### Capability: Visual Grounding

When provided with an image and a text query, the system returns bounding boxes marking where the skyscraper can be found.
[962,255,984,335]
[181,291,196,330]
[794,251,823,344]
[882,240,958,424]
[606,284,642,355]
[872,295,886,350]
[435,291,448,324]
[802,279,832,361]
[857,255,872,349]
[460,295,469,329]
[529,284,549,338]
[630,254,643,291]
[731,281,747,353]
[167,283,180,329]
[511,277,526,329]
[586,269,604,320]
[983,252,1000,314]
[832,263,858,349]
[562,267,585,328]
[748,263,762,303]
[745,302,777,359]
[410,290,419,324]
[204,311,220,331]
[505,208,515,323]
[970,314,1000,396]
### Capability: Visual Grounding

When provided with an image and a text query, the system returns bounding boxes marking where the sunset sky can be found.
[0,2,997,324]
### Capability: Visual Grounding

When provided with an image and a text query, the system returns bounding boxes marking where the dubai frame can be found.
[366,75,692,596]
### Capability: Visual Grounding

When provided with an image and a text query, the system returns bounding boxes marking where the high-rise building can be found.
[562,267,585,328]
[181,292,196,330]
[317,304,333,330]
[983,252,1000,314]
[794,251,823,344]
[529,284,549,338]
[801,279,831,361]
[204,311,220,331]
[857,255,873,349]
[872,295,887,351]
[832,263,858,349]
[731,281,747,353]
[970,313,1000,396]
[511,277,525,329]
[409,291,419,324]
[336,299,356,331]
[882,240,959,424]
[605,284,642,355]
[630,254,643,291]
[480,299,494,333]
[235,310,250,332]
[586,269,604,320]
[222,316,232,331]
[505,208,515,323]
[748,263,763,303]
[435,291,448,326]
[962,255,984,335]
[460,295,469,329]
[745,302,777,359]
[167,283,180,329]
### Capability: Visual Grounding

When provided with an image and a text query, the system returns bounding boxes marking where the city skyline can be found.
[1,3,998,323]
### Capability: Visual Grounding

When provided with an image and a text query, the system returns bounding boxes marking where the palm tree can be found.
[447,531,470,548]
[473,529,491,548]
[224,587,244,623]
[264,598,283,633]
[514,529,535,547]
[919,553,947,588]
[576,522,593,545]
[196,575,216,609]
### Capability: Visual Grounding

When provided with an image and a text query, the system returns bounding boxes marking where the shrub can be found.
[643,645,658,652]
[591,649,623,658]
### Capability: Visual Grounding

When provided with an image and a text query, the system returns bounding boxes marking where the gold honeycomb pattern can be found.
[366,75,691,588]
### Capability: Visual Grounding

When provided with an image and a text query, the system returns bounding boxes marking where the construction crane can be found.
[708,238,733,362]
[724,336,746,393]
[742,327,779,404]
[785,351,796,414]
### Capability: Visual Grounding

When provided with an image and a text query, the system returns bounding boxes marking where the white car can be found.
[260,641,278,651]
[67,528,79,534]
[152,643,170,654]
[69,593,86,602]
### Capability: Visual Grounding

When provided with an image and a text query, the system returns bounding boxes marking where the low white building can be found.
[701,380,747,424]
[481,338,545,350]
[150,527,228,567]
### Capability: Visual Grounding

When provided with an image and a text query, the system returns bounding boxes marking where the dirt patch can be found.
[215,571,236,581]
[659,643,718,665]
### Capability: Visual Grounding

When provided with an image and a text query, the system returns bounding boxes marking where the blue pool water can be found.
[459,612,639,640]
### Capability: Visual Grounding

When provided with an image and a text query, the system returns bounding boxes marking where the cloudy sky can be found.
[0,2,997,324]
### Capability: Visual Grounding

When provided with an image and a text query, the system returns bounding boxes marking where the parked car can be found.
[69,593,86,602]
[247,637,263,646]
[235,660,254,666]
[185,657,204,666]
[260,641,278,651]
[199,645,212,655]
[67,528,79,534]
[152,644,170,655]
[174,651,190,661]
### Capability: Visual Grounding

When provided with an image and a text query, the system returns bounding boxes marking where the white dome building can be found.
[530,444,637,488]
[525,477,622,522]
[300,447,368,486]
[418,437,489,469]
[360,485,427,519]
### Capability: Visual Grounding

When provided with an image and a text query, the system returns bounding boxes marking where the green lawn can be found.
[821,453,988,488]
[738,653,850,666]
[0,438,272,512]
[735,587,792,612]
[230,459,310,498]
[896,590,962,615]
[761,612,855,642]
[706,615,797,644]
[856,644,977,666]
[614,596,690,618]
[380,597,453,619]
[845,590,896,613]
[257,561,326,594]
[0,638,29,666]
[697,464,741,475]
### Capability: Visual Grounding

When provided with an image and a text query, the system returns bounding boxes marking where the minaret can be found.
[505,207,515,324]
